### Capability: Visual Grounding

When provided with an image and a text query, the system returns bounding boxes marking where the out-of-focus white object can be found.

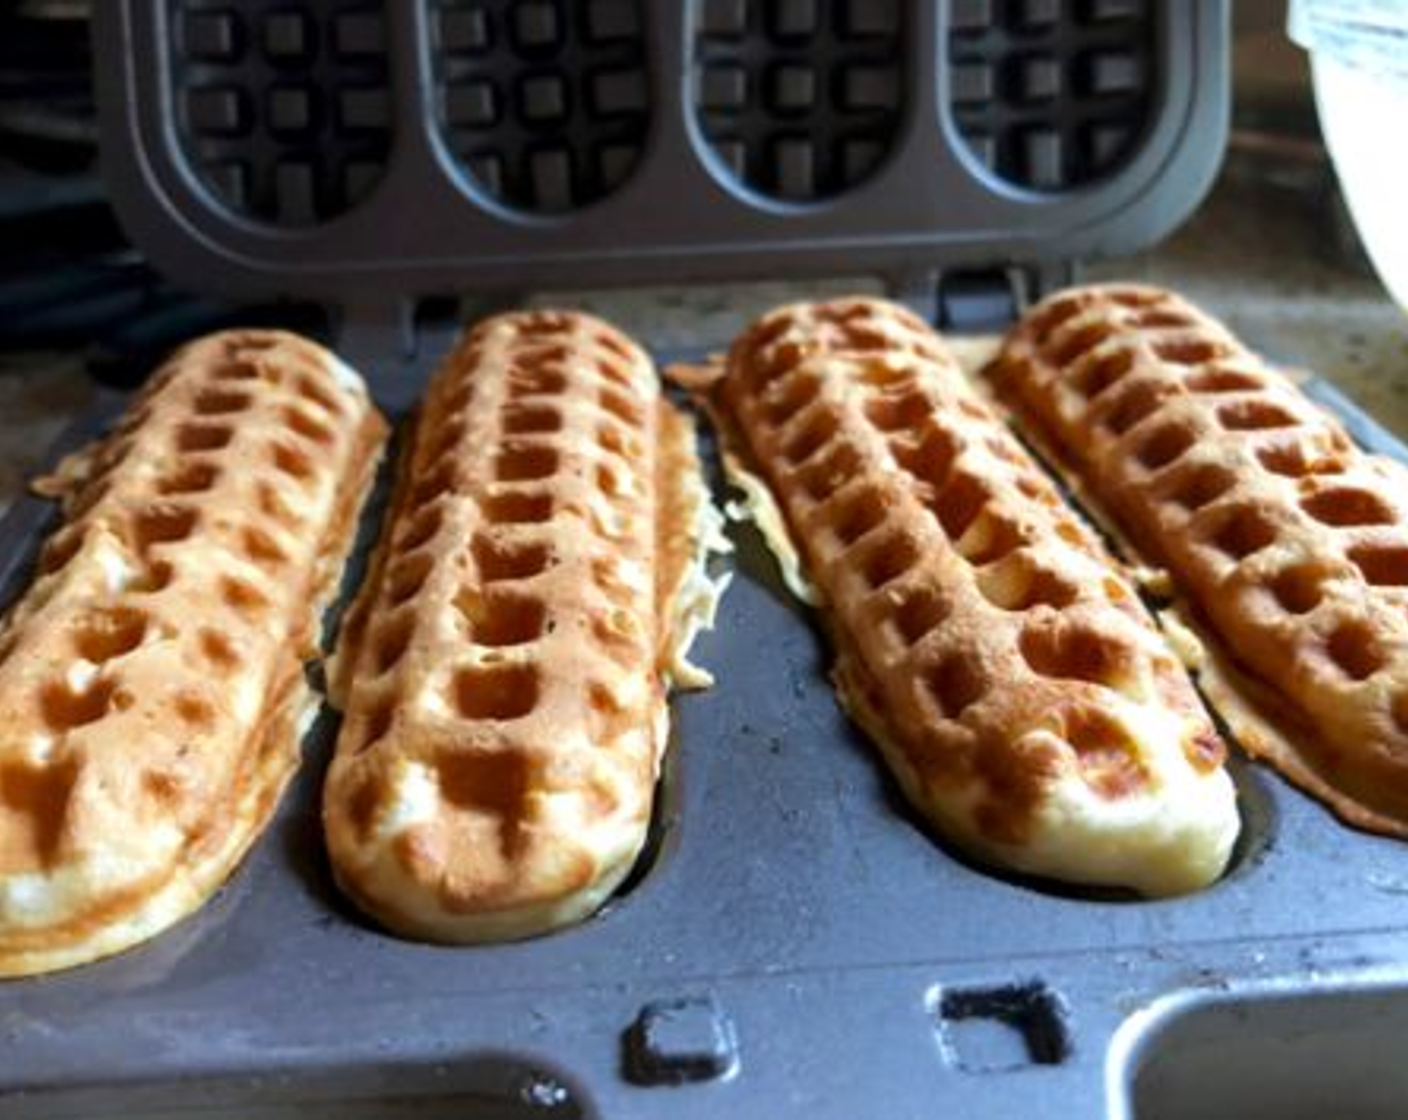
[1291,0,1408,311]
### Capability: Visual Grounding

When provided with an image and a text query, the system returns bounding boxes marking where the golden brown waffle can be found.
[324,310,723,943]
[0,330,387,977]
[992,282,1408,835]
[716,297,1238,896]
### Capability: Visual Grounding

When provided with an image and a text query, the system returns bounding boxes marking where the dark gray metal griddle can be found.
[4,344,1408,1120]
[8,4,1408,1118]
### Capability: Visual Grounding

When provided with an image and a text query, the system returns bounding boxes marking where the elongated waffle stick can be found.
[991,283,1408,835]
[324,310,725,943]
[0,330,387,976]
[711,297,1239,897]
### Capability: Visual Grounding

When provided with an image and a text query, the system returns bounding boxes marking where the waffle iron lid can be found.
[93,1,1229,309]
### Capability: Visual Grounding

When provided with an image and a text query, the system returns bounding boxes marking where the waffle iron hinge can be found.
[333,298,420,381]
[335,294,531,388]
[890,262,1080,333]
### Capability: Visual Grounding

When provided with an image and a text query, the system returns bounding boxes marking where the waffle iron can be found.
[7,3,1408,1118]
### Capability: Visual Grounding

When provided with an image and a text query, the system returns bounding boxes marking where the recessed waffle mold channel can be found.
[429,0,652,213]
[102,2,1227,300]
[948,0,1158,191]
[170,0,394,226]
[691,0,907,203]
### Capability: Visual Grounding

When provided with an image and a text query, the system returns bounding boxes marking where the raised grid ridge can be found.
[948,0,1157,191]
[171,0,393,227]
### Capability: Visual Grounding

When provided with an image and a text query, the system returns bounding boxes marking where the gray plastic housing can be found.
[94,1,1229,310]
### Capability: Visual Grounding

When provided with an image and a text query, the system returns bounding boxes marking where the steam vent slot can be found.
[937,981,1071,1072]
[171,0,394,226]
[432,1,652,213]
[947,0,1157,191]
[692,0,906,202]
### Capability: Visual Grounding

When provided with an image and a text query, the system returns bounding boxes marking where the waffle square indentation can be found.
[170,0,393,226]
[948,0,1157,191]
[693,0,906,202]
[433,0,651,213]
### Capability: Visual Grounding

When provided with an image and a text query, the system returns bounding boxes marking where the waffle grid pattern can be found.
[326,311,667,931]
[171,0,393,226]
[164,1,1170,220]
[0,331,379,968]
[993,284,1408,822]
[725,299,1223,844]
[692,0,906,202]
[431,1,651,213]
[948,0,1157,191]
